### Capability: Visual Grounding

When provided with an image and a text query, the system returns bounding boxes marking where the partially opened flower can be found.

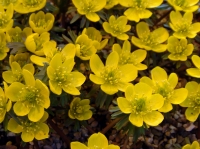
[180,81,200,122]
[0,32,9,60]
[89,51,138,95]
[140,66,188,112]
[25,32,50,56]
[169,11,200,39]
[167,36,193,61]
[14,0,46,14]
[119,0,163,22]
[7,111,49,142]
[72,0,106,22]
[131,22,169,52]
[182,141,200,149]
[112,40,147,70]
[0,0,18,9]
[6,70,50,122]
[105,0,119,9]
[47,53,86,95]
[9,52,30,67]
[68,97,92,121]
[82,27,108,50]
[117,83,164,127]
[187,55,200,78]
[29,11,55,34]
[167,0,199,12]
[71,132,120,149]
[103,15,131,40]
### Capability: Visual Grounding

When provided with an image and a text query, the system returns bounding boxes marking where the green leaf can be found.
[62,34,73,43]
[52,26,66,32]
[70,13,81,24]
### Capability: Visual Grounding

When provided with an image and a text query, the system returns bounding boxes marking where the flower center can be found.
[23,0,41,7]
[131,0,148,10]
[20,119,41,133]
[13,70,23,82]
[10,32,22,42]
[174,22,191,35]
[110,23,123,35]
[141,34,158,47]
[33,36,45,51]
[188,92,200,110]
[0,0,17,6]
[174,0,186,7]
[34,18,50,29]
[0,13,9,28]
[119,52,131,65]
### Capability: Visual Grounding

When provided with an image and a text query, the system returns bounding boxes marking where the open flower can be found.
[72,0,106,22]
[103,15,131,40]
[117,83,164,127]
[2,62,34,84]
[0,32,9,60]
[119,0,163,22]
[71,132,120,149]
[82,27,108,50]
[14,0,46,14]
[167,36,193,61]
[131,22,169,52]
[7,111,49,142]
[182,141,200,149]
[47,53,86,95]
[75,34,97,60]
[167,0,199,12]
[89,51,137,95]
[29,11,55,34]
[25,32,50,56]
[0,4,13,33]
[0,0,18,9]
[112,40,147,70]
[186,55,200,78]
[140,66,188,112]
[180,81,200,122]
[105,0,119,9]
[68,97,92,121]
[6,70,50,122]
[169,11,200,39]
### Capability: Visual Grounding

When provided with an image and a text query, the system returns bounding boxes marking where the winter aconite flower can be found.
[7,111,49,142]
[89,51,137,95]
[9,52,30,67]
[117,83,164,127]
[0,4,14,33]
[182,141,200,149]
[14,0,46,14]
[82,27,108,50]
[112,40,147,70]
[29,11,55,34]
[47,53,86,95]
[6,70,50,122]
[71,132,120,149]
[140,66,188,112]
[68,97,92,121]
[167,0,199,12]
[103,15,131,40]
[167,36,193,61]
[119,0,163,22]
[131,22,169,52]
[72,0,106,22]
[0,32,9,60]
[169,11,200,39]
[0,0,18,9]
[186,55,200,78]
[105,0,119,9]
[180,81,200,122]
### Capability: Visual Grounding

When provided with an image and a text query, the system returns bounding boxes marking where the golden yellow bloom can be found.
[0,32,9,60]
[9,53,30,67]
[0,0,18,9]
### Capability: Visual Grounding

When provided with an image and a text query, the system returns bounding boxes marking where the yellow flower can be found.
[140,66,188,112]
[167,0,199,12]
[167,36,193,61]
[112,40,147,70]
[131,22,169,52]
[68,97,92,121]
[0,0,18,9]
[117,83,164,127]
[105,0,119,9]
[180,81,200,122]
[47,53,86,95]
[6,70,50,122]
[9,52,30,67]
[14,0,46,14]
[7,111,49,142]
[75,34,97,60]
[6,27,32,43]
[169,11,200,39]
[0,4,13,33]
[187,55,200,78]
[89,51,137,95]
[182,141,200,149]
[103,15,131,40]
[2,62,34,84]
[0,32,9,60]
[82,27,108,50]
[72,0,106,22]
[0,82,12,123]
[71,132,120,149]
[119,0,163,22]
[25,32,50,56]
[29,11,55,34]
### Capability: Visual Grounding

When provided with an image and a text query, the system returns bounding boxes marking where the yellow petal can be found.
[90,54,104,75]
[70,142,88,149]
[7,118,23,133]
[186,68,200,78]
[143,111,163,126]
[88,133,108,148]
[158,100,173,112]
[35,123,49,140]
[185,107,199,122]
[6,82,25,101]
[168,73,178,89]
[151,66,167,82]
[13,101,30,116]
[108,145,120,149]
[70,72,86,87]
[119,64,138,82]
[50,53,62,69]
[21,131,34,142]
[134,82,152,98]
[192,55,200,68]
[136,22,150,38]
[129,113,143,127]
[90,74,105,84]
[117,97,132,114]
[149,94,164,110]
[86,12,100,22]
[101,83,118,95]
[62,85,80,95]
[106,51,119,68]
[30,55,48,66]
[124,8,140,22]
[170,88,188,104]
[125,85,135,101]
[49,80,62,95]
[28,106,44,122]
